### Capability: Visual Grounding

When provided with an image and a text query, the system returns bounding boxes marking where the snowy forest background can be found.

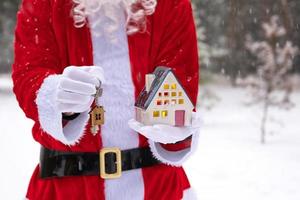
[0,0,300,199]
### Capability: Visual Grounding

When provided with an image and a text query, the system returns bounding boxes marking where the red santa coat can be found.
[12,0,199,199]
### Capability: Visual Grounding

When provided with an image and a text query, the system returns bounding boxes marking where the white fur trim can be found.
[89,7,144,200]
[182,188,198,200]
[128,118,201,144]
[148,130,199,167]
[35,75,89,145]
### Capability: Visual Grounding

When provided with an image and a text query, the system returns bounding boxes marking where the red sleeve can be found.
[151,0,200,151]
[12,0,61,121]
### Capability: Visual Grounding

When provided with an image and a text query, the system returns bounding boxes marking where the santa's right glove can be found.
[128,111,202,166]
[35,66,105,145]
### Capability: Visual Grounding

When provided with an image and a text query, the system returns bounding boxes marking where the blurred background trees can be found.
[193,0,299,82]
[242,16,298,143]
[0,0,19,73]
[191,0,299,143]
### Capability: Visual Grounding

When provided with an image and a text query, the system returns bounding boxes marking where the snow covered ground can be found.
[0,75,299,200]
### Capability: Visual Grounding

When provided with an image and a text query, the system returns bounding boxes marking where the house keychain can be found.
[89,81,105,135]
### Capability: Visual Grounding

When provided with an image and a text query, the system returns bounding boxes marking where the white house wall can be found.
[145,73,194,126]
[141,110,150,125]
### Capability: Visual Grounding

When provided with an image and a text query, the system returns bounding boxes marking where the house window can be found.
[96,114,101,120]
[153,111,160,117]
[171,83,177,89]
[179,99,184,104]
[179,92,183,96]
[164,92,169,97]
[171,99,177,105]
[161,110,168,118]
[164,84,170,89]
[171,92,176,97]
[158,92,162,97]
[164,100,170,105]
[157,100,162,105]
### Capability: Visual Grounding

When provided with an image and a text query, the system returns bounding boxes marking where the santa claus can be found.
[12,0,200,199]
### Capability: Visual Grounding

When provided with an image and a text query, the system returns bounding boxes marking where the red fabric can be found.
[12,0,199,199]
[161,137,192,151]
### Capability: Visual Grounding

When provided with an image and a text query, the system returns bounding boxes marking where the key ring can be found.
[92,78,103,98]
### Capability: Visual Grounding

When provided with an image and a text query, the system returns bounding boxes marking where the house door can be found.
[175,110,185,126]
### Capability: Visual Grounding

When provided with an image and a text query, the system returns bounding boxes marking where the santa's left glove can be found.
[35,66,105,145]
[128,111,202,166]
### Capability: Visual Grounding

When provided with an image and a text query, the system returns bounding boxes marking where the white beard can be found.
[72,0,157,35]
[73,0,129,35]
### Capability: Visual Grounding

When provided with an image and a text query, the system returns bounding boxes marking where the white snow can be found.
[0,74,13,91]
[185,85,300,200]
[0,75,300,200]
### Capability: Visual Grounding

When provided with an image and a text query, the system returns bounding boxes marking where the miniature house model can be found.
[135,67,194,127]
[89,106,105,126]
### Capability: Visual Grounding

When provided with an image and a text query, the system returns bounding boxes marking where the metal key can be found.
[90,81,105,135]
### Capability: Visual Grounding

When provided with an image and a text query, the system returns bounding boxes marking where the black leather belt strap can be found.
[40,146,160,179]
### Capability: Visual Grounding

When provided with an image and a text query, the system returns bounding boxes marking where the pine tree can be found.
[241,16,298,144]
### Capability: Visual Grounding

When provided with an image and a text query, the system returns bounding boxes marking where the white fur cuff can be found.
[148,130,199,167]
[35,75,89,145]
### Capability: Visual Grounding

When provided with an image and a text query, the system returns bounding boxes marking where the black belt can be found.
[40,146,160,179]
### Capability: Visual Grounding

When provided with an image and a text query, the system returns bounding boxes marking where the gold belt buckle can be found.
[99,147,122,179]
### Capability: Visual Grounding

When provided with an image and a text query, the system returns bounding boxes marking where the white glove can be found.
[128,111,202,144]
[56,66,105,113]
